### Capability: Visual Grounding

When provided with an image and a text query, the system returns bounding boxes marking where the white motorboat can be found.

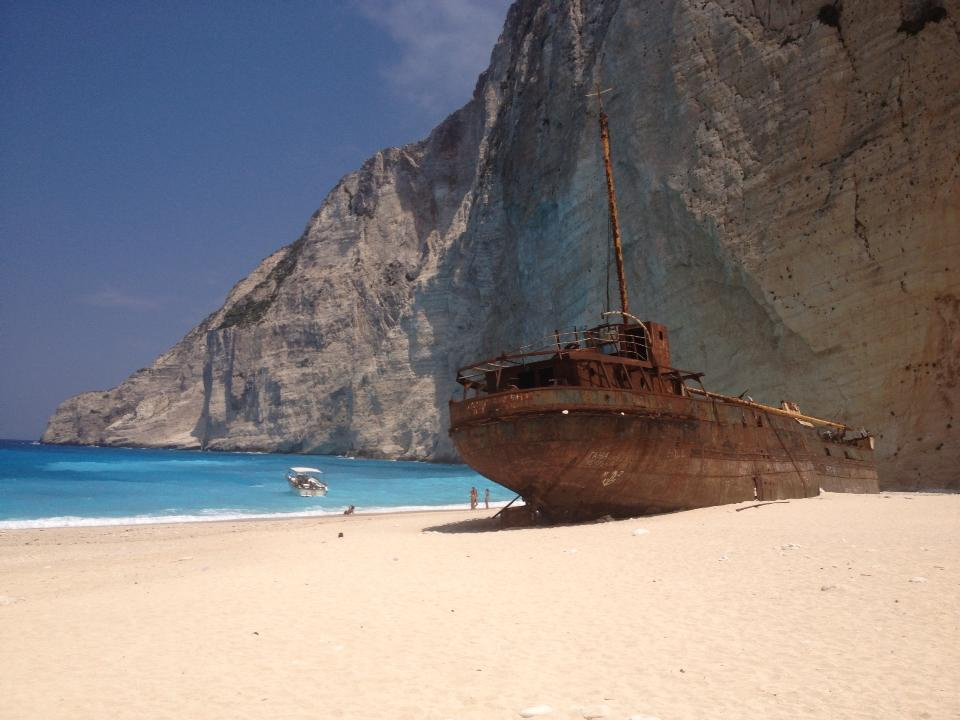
[286,466,328,497]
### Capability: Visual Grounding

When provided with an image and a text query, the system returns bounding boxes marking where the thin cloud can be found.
[354,0,512,117]
[80,288,162,310]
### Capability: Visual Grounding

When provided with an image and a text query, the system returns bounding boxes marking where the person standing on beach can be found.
[484,488,490,509]
[470,486,478,510]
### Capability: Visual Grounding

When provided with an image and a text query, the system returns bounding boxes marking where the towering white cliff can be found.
[44,0,960,490]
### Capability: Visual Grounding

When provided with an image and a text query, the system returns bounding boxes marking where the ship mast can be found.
[591,83,630,324]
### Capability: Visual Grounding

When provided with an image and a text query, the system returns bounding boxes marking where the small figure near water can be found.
[484,488,490,509]
[469,486,478,510]
[344,505,355,515]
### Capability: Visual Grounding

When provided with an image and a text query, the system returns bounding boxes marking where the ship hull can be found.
[449,387,878,521]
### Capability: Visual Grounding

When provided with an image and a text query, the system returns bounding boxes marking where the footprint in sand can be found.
[580,704,610,718]
[519,705,553,717]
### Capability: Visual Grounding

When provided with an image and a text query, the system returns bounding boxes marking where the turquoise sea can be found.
[0,440,502,529]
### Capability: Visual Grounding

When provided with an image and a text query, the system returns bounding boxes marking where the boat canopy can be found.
[289,466,323,474]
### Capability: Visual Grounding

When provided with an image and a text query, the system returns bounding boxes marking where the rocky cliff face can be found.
[44,0,959,490]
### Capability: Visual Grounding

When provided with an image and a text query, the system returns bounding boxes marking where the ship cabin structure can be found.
[455,320,698,400]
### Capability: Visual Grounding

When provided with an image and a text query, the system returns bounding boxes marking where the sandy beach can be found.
[1,492,957,720]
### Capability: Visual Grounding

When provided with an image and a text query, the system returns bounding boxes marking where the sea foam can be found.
[0,502,514,530]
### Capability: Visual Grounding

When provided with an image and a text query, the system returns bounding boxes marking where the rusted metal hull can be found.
[449,387,878,522]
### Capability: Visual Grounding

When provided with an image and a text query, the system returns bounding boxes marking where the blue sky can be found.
[0,0,511,440]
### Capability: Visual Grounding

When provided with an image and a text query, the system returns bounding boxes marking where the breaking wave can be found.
[0,502,513,530]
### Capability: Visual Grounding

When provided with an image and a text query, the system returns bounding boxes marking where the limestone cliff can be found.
[44,0,960,490]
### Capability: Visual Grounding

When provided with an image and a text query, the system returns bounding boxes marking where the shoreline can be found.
[0,501,517,532]
[2,492,957,719]
[1,490,953,533]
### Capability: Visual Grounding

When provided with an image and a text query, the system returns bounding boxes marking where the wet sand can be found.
[0,492,957,719]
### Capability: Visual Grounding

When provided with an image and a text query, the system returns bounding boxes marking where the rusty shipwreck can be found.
[448,89,878,523]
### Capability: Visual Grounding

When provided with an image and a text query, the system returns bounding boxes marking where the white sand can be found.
[0,492,957,719]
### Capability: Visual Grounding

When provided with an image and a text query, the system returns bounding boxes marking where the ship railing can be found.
[684,386,854,431]
[456,324,650,387]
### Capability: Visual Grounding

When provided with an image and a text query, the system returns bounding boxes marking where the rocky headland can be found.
[43,0,959,490]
